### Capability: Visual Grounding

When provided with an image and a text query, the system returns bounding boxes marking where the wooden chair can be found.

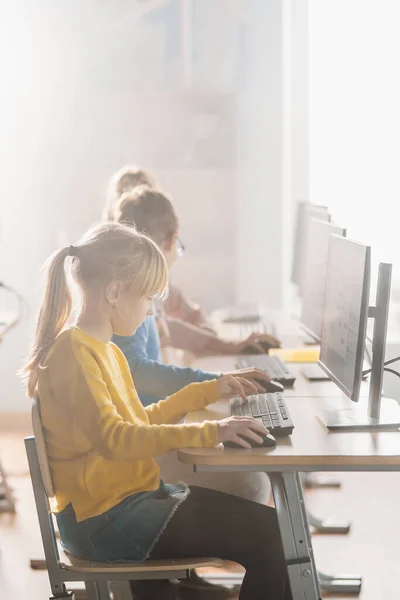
[25,399,223,599]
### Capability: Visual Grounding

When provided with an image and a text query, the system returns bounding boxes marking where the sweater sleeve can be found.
[113,318,220,406]
[166,317,216,353]
[145,379,220,425]
[66,345,218,461]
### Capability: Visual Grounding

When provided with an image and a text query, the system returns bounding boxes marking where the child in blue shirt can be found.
[114,312,219,406]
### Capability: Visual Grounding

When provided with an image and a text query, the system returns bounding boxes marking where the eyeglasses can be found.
[176,237,185,258]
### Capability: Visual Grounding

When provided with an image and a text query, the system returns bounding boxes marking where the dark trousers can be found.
[131,485,292,600]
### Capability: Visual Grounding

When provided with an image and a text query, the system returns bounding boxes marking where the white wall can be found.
[236,0,284,310]
[157,168,236,311]
[284,0,310,313]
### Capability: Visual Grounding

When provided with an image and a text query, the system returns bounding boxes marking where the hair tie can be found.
[68,245,78,257]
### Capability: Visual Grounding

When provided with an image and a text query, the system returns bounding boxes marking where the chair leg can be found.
[95,581,111,600]
[85,582,99,600]
[109,582,134,600]
[85,581,111,600]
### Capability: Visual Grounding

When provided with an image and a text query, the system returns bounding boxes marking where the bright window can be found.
[309,0,400,296]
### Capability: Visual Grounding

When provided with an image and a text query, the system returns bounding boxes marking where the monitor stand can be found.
[302,362,369,383]
[316,397,400,431]
[301,363,329,381]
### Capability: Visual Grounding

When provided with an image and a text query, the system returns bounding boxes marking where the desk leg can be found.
[270,472,322,600]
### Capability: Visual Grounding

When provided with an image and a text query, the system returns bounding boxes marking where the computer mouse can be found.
[224,432,277,449]
[256,379,285,393]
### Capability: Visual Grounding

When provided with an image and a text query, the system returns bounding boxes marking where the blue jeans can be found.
[56,481,188,562]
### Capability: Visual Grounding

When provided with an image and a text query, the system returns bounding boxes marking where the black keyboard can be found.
[237,355,296,387]
[230,393,294,437]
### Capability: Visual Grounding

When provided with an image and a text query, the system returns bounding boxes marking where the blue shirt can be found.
[113,315,219,406]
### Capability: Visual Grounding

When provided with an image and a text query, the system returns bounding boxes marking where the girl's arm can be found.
[144,379,219,425]
[68,348,218,461]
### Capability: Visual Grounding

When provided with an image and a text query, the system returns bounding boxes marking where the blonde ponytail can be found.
[22,247,72,397]
[21,221,168,398]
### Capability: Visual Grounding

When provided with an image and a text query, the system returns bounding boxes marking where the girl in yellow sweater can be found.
[22,222,291,600]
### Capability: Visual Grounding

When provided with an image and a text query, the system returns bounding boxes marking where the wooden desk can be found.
[179,397,400,599]
[180,396,400,471]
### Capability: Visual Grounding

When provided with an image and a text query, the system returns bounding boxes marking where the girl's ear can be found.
[162,235,174,252]
[105,281,121,308]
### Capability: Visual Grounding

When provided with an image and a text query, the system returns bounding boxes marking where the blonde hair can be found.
[104,165,156,221]
[21,221,168,398]
[116,185,179,247]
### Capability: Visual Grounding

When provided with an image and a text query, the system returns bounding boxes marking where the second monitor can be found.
[300,219,346,380]
[317,234,400,430]
[301,219,346,343]
[291,201,330,292]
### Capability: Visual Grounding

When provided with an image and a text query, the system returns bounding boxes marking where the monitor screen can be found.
[297,205,331,297]
[291,201,309,285]
[319,235,371,401]
[291,202,330,289]
[301,220,346,342]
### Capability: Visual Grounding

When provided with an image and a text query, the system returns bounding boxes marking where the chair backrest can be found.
[25,399,61,577]
[31,397,55,498]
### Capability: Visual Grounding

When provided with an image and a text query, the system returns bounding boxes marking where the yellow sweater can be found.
[38,327,219,522]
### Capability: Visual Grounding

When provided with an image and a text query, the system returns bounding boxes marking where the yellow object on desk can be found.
[269,347,320,363]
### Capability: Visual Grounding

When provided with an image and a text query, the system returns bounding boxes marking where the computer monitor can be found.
[317,235,400,430]
[319,235,370,401]
[301,220,346,343]
[290,201,331,292]
[297,205,331,298]
[291,201,308,286]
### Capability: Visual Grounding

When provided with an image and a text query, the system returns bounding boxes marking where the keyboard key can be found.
[249,398,261,417]
[230,393,294,437]
[237,356,296,387]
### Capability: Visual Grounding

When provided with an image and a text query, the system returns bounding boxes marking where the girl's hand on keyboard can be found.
[252,332,280,349]
[222,368,271,393]
[232,332,280,354]
[232,333,265,354]
[217,375,257,402]
[217,416,269,449]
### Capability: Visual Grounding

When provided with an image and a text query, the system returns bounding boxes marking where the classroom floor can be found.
[0,415,399,600]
